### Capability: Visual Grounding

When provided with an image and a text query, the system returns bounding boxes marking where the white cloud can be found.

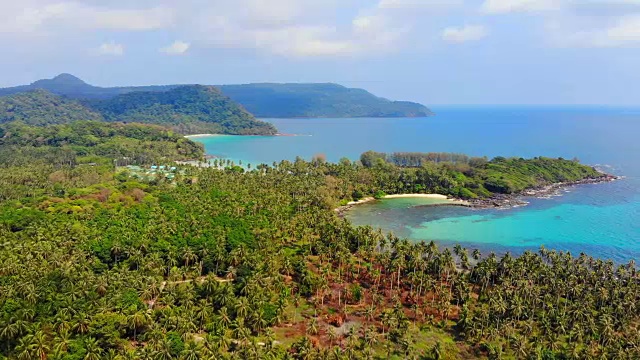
[602,16,640,46]
[378,0,463,10]
[481,0,640,48]
[442,25,488,43]
[0,1,174,34]
[241,0,304,27]
[160,41,190,55]
[572,0,640,15]
[481,0,561,14]
[188,0,420,58]
[96,42,124,56]
[556,15,640,48]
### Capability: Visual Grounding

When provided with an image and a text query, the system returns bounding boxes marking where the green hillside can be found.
[0,74,433,118]
[219,83,433,118]
[0,86,277,135]
[0,73,177,99]
[0,90,103,126]
[88,85,277,135]
[0,121,204,168]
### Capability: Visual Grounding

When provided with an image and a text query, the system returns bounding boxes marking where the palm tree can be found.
[431,341,444,360]
[127,310,150,341]
[307,317,319,336]
[153,338,175,360]
[28,331,50,360]
[327,327,338,347]
[180,341,201,360]
[84,337,104,360]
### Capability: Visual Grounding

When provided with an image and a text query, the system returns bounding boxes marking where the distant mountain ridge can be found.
[0,74,433,118]
[219,83,433,118]
[0,74,177,100]
[0,85,277,135]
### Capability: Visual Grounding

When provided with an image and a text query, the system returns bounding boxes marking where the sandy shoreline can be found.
[345,194,452,206]
[184,134,221,138]
[337,194,470,216]
[384,194,449,200]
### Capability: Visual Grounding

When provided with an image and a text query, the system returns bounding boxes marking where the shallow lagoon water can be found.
[195,107,640,262]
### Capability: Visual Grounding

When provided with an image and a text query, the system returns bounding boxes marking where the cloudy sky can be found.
[1,0,639,105]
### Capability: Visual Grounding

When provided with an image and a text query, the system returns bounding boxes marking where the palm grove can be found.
[0,121,635,360]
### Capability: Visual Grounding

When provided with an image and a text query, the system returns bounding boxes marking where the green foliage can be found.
[88,85,277,135]
[0,85,277,135]
[482,156,602,194]
[0,74,432,119]
[0,90,103,125]
[360,150,388,168]
[352,151,603,199]
[0,134,620,360]
[0,73,176,100]
[166,332,185,356]
[0,121,203,166]
[118,289,144,311]
[374,190,387,199]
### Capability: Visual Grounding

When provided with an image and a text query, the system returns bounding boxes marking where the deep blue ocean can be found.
[195,107,640,263]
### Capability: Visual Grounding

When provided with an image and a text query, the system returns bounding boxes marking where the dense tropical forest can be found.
[85,86,277,135]
[0,74,432,118]
[354,151,604,199]
[0,90,103,126]
[0,121,631,359]
[0,121,203,202]
[0,87,275,136]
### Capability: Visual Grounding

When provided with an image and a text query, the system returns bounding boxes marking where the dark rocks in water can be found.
[469,174,620,209]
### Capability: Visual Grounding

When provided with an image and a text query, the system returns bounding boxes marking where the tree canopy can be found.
[0,90,103,126]
[87,85,277,135]
[0,86,277,135]
[0,135,629,359]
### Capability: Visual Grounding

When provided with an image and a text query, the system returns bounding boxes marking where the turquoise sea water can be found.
[195,107,640,263]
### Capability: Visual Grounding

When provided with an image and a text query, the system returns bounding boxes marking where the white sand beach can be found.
[339,194,470,211]
[184,134,220,138]
[384,194,449,200]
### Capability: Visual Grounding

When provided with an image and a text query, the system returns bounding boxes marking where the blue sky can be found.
[1,0,640,105]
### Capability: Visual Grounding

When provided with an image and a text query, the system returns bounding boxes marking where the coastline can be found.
[469,174,620,209]
[335,194,471,217]
[384,194,449,200]
[336,173,620,217]
[184,134,221,138]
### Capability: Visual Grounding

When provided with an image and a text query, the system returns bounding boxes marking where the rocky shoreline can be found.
[468,174,620,209]
[336,173,620,216]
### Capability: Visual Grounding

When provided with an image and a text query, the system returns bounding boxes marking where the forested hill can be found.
[218,83,433,118]
[0,90,104,125]
[86,85,277,135]
[0,73,176,99]
[0,74,433,118]
[0,121,204,168]
[0,86,277,135]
